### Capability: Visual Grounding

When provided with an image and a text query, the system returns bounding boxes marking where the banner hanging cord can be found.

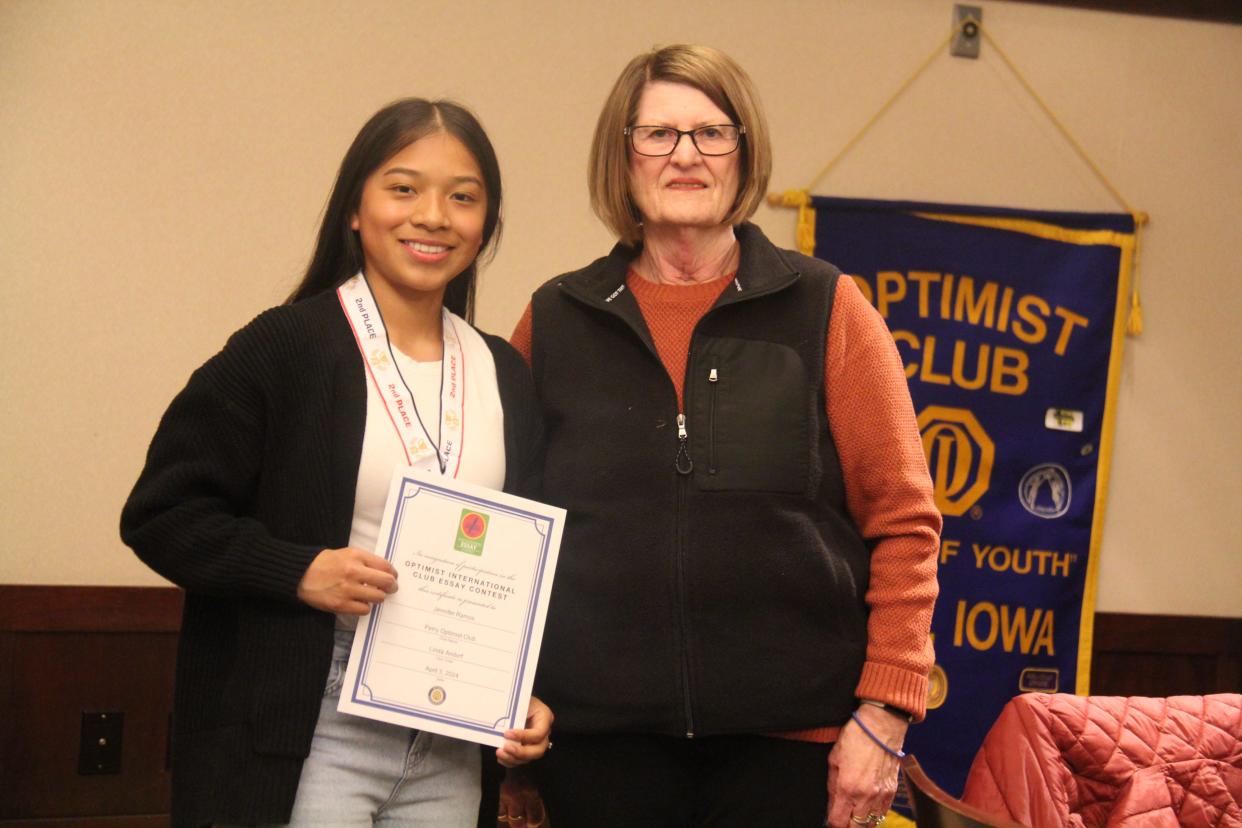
[806,29,956,197]
[767,27,955,258]
[978,22,1146,334]
[769,15,1146,335]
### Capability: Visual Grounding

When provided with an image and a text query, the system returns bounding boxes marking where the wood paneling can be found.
[1,819,169,828]
[0,587,180,824]
[1090,612,1242,697]
[0,586,182,633]
[1,587,1237,825]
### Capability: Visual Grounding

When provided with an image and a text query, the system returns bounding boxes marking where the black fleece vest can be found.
[530,223,870,737]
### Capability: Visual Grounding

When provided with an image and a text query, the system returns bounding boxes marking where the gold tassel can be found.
[1126,212,1147,336]
[769,189,817,256]
[797,202,817,257]
[765,189,814,254]
[1127,288,1144,336]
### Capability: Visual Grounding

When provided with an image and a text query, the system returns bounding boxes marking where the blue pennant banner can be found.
[812,196,1136,799]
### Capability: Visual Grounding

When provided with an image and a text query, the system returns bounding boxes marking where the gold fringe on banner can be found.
[769,15,1148,336]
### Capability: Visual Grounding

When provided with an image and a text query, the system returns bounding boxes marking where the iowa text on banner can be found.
[812,196,1136,800]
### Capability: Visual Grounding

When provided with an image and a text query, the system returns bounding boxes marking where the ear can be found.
[350,213,360,231]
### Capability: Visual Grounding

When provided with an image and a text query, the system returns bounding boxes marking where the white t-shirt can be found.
[337,316,505,630]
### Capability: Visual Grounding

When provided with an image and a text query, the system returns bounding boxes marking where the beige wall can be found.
[2,0,1239,616]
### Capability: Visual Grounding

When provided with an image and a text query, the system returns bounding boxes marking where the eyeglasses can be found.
[624,124,746,157]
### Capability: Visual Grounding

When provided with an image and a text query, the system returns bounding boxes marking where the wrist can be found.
[849,710,906,760]
[859,698,914,723]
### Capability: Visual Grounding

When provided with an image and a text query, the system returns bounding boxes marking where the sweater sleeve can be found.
[827,276,942,722]
[119,313,323,603]
[510,302,534,366]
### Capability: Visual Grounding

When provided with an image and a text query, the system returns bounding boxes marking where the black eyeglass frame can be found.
[623,124,747,157]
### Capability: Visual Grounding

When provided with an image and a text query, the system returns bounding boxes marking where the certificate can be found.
[338,468,564,747]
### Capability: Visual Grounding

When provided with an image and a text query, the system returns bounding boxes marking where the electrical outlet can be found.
[78,710,123,774]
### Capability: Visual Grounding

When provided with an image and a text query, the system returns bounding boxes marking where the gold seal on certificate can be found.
[338,468,565,747]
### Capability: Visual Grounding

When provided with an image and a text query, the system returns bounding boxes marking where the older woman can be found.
[510,45,940,827]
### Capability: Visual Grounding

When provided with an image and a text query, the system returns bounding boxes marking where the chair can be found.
[901,754,1029,828]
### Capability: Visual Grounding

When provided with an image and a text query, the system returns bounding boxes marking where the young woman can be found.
[121,99,551,828]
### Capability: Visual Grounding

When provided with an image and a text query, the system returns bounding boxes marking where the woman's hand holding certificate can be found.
[296,547,400,615]
[497,696,554,767]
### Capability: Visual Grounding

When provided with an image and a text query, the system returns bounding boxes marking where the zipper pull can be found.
[706,367,719,475]
[674,413,694,475]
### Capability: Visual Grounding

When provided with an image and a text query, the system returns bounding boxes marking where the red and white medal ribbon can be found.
[337,273,466,476]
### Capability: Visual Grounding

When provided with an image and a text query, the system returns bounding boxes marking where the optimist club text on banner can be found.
[812,196,1136,798]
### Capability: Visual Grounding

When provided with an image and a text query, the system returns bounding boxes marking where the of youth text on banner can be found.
[812,196,1136,798]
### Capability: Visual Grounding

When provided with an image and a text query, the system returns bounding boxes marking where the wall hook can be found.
[952,5,982,59]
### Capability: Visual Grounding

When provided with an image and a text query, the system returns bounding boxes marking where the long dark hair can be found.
[288,98,503,322]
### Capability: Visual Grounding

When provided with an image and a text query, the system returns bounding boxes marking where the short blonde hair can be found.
[588,44,773,245]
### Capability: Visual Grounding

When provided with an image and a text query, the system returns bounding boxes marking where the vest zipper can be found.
[675,344,701,737]
[674,414,693,474]
[707,366,719,475]
[676,470,695,739]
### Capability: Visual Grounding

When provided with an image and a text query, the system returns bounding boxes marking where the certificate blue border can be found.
[347,476,556,738]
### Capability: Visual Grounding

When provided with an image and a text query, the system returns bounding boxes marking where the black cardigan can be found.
[121,289,542,827]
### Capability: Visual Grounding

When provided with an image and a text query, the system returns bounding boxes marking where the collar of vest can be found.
[556,222,802,313]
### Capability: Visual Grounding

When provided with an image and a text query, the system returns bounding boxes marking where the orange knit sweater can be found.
[511,270,941,743]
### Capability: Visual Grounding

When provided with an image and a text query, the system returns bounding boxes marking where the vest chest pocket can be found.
[689,337,813,494]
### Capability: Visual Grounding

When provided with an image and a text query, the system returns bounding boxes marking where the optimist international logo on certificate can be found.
[454,510,489,556]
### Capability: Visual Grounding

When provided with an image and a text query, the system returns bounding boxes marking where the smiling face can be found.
[351,130,487,307]
[627,81,741,233]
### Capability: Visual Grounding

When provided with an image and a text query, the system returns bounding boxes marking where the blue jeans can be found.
[230,630,482,827]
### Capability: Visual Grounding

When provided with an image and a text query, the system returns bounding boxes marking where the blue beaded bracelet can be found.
[850,711,906,760]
